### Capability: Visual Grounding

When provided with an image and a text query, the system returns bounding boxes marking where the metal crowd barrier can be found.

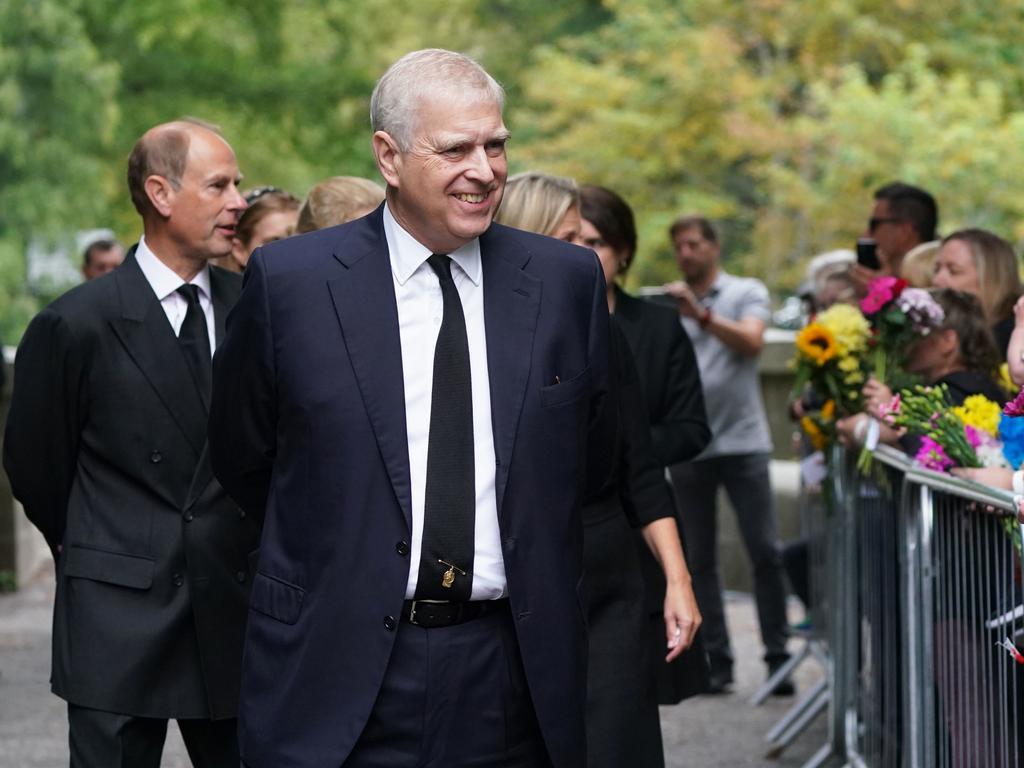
[763,444,1024,767]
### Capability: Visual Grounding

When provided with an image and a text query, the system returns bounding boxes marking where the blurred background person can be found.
[215,186,300,272]
[931,228,1021,355]
[664,214,793,695]
[81,238,124,280]
[899,240,941,288]
[497,171,700,768]
[295,176,385,233]
[852,181,939,294]
[578,183,712,704]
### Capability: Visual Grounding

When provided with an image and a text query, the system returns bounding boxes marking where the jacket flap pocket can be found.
[63,546,155,590]
[250,571,305,625]
[539,366,591,408]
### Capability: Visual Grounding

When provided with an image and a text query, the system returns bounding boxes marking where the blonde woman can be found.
[295,176,385,233]
[498,172,701,768]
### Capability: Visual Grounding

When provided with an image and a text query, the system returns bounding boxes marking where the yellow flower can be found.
[816,303,870,356]
[796,323,837,366]
[998,363,1017,395]
[801,415,827,451]
[952,394,1002,436]
[821,400,836,421]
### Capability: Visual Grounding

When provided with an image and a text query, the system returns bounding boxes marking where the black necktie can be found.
[415,254,476,601]
[176,284,212,411]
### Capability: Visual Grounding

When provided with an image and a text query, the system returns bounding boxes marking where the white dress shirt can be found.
[383,203,506,600]
[135,235,217,354]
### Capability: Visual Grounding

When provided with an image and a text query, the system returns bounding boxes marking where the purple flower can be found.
[964,424,982,449]
[896,288,945,333]
[915,436,954,473]
[1005,387,1024,417]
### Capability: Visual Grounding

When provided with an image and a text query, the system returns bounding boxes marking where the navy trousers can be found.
[343,603,552,768]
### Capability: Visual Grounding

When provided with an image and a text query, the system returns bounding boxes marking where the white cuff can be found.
[864,419,880,451]
[1012,470,1024,496]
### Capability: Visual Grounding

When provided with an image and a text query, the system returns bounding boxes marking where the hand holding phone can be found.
[856,238,881,271]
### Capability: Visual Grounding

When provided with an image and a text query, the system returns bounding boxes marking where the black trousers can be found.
[68,703,238,768]
[343,603,552,768]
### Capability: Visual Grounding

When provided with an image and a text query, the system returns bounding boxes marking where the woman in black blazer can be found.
[580,185,712,704]
[498,172,701,767]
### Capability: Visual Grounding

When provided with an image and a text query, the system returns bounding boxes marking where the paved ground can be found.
[0,570,831,767]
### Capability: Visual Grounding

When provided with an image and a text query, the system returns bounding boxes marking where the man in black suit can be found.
[209,49,610,768]
[4,119,259,766]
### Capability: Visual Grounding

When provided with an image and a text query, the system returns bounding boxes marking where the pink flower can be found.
[964,424,982,449]
[915,436,954,473]
[877,393,901,425]
[1004,387,1024,417]
[859,276,907,314]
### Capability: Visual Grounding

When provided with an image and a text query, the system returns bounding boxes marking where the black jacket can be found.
[3,250,259,719]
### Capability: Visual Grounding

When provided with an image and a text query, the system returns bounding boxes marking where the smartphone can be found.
[856,238,880,270]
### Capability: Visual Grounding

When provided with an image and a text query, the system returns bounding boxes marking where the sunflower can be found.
[796,323,838,366]
[800,415,827,451]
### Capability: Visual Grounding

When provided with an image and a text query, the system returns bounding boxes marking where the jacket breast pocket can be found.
[250,571,305,625]
[62,545,155,590]
[539,366,591,408]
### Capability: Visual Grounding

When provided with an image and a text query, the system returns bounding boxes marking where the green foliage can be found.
[3,0,1024,340]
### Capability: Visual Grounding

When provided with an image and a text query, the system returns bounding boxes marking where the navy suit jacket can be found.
[209,206,610,768]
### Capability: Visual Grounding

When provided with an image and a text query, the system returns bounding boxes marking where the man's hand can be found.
[862,376,894,419]
[850,263,881,297]
[950,466,1014,490]
[663,579,701,662]
[663,280,703,320]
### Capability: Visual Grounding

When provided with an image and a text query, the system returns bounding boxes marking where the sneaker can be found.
[705,668,734,695]
[767,662,796,697]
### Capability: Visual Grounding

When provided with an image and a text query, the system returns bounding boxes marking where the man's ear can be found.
[144,175,176,218]
[372,131,402,189]
[938,327,959,357]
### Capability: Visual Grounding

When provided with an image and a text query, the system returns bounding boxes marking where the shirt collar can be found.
[382,202,481,286]
[135,235,212,302]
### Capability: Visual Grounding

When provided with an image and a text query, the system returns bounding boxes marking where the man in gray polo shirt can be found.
[664,214,790,695]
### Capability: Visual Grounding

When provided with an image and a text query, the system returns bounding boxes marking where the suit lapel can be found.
[109,251,208,457]
[480,226,541,516]
[327,212,413,529]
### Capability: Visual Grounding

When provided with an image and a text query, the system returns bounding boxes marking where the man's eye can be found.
[485,142,506,155]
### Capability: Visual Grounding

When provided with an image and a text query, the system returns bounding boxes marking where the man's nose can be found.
[465,147,496,183]
[229,186,248,212]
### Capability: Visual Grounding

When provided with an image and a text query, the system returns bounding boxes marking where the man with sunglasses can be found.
[852,181,939,293]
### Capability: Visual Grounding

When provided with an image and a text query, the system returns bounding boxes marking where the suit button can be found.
[150,451,162,464]
[395,541,409,556]
[183,510,194,522]
[172,572,184,587]
[383,615,396,631]
[236,571,246,583]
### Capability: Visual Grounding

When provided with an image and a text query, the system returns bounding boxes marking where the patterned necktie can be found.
[414,254,476,601]
[176,284,212,411]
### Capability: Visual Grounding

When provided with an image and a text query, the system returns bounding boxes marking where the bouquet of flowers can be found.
[860,277,944,385]
[883,385,1020,548]
[792,303,871,450]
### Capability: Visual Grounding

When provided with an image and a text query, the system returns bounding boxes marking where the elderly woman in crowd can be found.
[295,176,385,233]
[577,184,713,702]
[496,171,700,768]
[218,186,301,272]
[931,228,1020,355]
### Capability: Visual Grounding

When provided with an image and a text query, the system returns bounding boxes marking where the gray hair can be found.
[370,49,505,151]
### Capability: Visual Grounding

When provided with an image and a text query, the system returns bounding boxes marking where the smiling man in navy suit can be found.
[209,49,610,768]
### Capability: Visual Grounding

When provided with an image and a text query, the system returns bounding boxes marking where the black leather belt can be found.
[401,598,508,628]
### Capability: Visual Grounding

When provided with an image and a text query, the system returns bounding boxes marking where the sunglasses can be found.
[868,216,902,232]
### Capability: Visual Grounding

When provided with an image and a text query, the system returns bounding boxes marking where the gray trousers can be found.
[669,452,790,671]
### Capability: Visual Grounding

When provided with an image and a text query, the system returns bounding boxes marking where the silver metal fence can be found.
[765,445,1024,767]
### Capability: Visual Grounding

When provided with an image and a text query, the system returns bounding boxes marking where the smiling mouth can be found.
[454,192,488,204]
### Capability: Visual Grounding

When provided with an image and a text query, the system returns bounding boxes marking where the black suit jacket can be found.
[3,251,259,719]
[613,286,709,467]
[209,207,610,768]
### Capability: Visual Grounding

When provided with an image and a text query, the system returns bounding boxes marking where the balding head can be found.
[127,118,226,216]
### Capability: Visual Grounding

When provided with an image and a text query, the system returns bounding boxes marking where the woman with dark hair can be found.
[498,173,700,767]
[218,187,301,272]
[578,184,713,703]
